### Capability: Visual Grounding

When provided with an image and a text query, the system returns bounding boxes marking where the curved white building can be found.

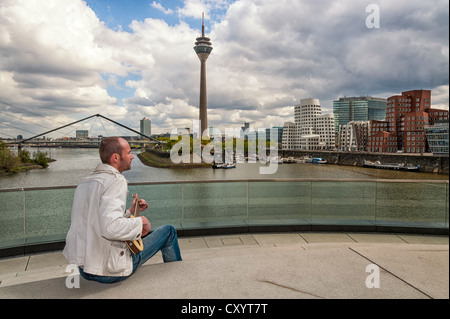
[296,98,322,137]
[282,122,297,150]
[283,98,335,150]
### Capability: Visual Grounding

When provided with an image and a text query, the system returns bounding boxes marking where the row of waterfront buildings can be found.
[67,89,448,155]
[282,89,449,154]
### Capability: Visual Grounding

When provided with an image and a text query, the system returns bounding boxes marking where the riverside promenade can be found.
[0,232,448,300]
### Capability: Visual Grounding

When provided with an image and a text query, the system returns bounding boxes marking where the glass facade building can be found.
[424,120,449,154]
[333,97,387,133]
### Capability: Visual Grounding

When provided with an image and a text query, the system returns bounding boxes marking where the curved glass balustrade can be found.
[0,179,448,254]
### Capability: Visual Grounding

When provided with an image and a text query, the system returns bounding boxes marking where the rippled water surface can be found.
[1,147,447,189]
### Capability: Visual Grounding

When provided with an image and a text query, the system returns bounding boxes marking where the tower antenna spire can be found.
[202,12,205,37]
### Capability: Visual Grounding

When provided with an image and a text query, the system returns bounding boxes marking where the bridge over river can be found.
[7,139,156,149]
[4,113,161,152]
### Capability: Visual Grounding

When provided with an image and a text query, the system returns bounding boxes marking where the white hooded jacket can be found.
[63,164,142,277]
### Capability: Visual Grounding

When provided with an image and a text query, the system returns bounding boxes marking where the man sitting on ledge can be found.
[63,136,182,284]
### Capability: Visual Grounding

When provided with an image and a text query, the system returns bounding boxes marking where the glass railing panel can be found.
[0,190,26,248]
[375,182,448,228]
[181,182,248,229]
[248,181,311,225]
[446,183,449,228]
[127,183,183,231]
[0,180,448,253]
[24,187,75,245]
[311,181,376,225]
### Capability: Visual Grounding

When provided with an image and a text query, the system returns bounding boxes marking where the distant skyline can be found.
[0,0,448,139]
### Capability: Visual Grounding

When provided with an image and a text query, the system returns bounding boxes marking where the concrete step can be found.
[0,233,448,299]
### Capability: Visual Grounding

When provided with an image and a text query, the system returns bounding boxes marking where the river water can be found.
[0,147,447,189]
[0,147,448,245]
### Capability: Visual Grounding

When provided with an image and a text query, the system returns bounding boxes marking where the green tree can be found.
[33,150,49,168]
[20,149,32,163]
[0,140,20,173]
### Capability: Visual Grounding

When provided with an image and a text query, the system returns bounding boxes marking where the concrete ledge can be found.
[2,225,448,259]
[0,233,448,300]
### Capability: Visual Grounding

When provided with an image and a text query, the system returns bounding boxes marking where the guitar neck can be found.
[134,196,140,217]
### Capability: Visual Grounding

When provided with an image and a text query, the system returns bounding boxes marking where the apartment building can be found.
[368,89,449,153]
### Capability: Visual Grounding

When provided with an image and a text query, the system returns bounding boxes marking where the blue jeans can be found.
[79,225,182,284]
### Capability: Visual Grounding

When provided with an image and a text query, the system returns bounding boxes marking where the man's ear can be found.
[110,153,119,163]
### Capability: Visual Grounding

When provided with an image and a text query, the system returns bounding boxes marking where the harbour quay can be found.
[280,150,449,174]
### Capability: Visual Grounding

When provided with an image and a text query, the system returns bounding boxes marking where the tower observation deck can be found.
[194,12,213,137]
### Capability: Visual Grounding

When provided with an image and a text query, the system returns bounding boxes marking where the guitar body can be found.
[126,239,143,254]
[125,196,144,255]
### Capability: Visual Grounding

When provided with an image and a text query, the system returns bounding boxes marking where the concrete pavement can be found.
[0,232,448,299]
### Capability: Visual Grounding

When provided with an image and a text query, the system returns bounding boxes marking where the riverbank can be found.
[0,163,43,177]
[0,159,56,177]
[281,150,449,175]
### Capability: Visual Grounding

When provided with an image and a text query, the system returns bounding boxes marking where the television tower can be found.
[194,12,213,137]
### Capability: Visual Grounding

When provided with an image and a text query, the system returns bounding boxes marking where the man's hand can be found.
[140,216,151,237]
[130,194,149,215]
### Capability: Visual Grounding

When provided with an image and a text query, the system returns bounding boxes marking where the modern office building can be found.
[266,127,283,145]
[368,89,449,153]
[282,122,296,150]
[282,98,335,150]
[367,120,396,153]
[315,113,335,149]
[240,122,250,139]
[424,120,449,154]
[333,96,386,133]
[337,121,371,152]
[76,130,88,140]
[140,117,151,139]
[295,98,322,137]
[194,13,213,136]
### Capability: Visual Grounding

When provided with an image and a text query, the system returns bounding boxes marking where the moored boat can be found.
[305,157,327,164]
[212,162,224,169]
[212,162,236,169]
[282,157,297,164]
[363,159,420,171]
[222,163,236,169]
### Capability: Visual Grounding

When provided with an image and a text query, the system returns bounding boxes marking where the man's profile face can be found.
[118,139,134,172]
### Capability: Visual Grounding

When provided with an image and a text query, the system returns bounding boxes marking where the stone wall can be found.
[280,150,449,174]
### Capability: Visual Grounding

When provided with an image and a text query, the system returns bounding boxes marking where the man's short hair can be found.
[99,137,124,164]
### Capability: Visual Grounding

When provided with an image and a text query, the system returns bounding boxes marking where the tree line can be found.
[0,139,50,173]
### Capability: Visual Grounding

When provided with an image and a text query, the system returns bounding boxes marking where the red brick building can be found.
[368,89,449,153]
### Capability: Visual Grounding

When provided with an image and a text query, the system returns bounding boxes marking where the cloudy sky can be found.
[0,0,448,139]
